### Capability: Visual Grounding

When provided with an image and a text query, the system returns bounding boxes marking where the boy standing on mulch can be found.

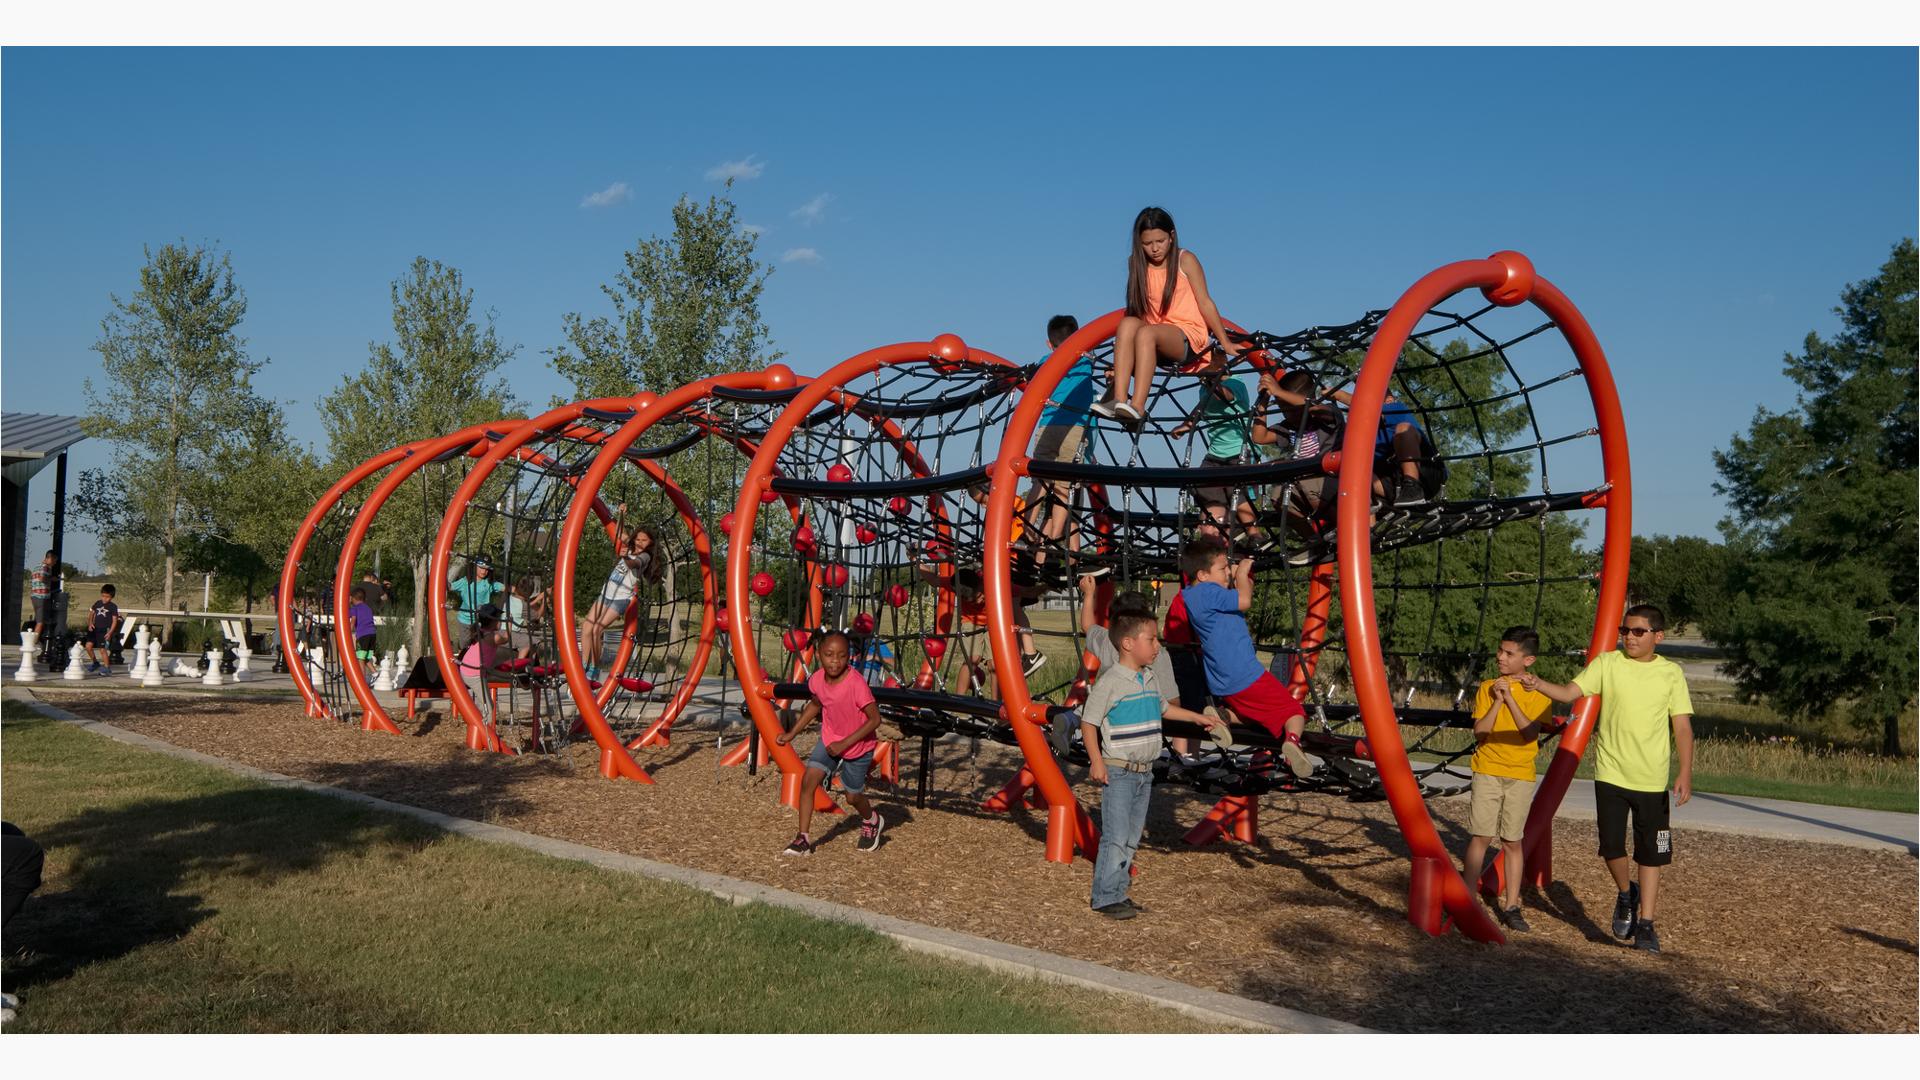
[1080,606,1229,920]
[1462,626,1554,933]
[777,630,886,857]
[1523,604,1693,954]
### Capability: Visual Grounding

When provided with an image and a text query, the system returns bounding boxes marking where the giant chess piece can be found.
[143,641,166,687]
[131,625,151,680]
[232,643,254,682]
[373,652,396,692]
[201,649,224,687]
[63,642,87,680]
[15,629,39,683]
[395,644,411,680]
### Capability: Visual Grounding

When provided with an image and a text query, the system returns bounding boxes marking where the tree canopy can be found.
[1706,238,1917,754]
[76,241,291,617]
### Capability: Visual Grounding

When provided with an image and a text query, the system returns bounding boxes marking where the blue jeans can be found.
[1090,766,1153,909]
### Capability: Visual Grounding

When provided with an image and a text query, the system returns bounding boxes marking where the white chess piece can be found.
[143,641,166,687]
[202,649,224,687]
[395,644,411,678]
[15,629,38,683]
[232,645,253,682]
[373,653,395,692]
[307,645,328,686]
[173,657,197,678]
[63,642,87,680]
[131,626,152,680]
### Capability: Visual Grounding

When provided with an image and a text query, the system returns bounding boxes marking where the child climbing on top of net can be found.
[1091,206,1241,426]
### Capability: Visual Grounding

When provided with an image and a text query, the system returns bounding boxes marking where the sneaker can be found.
[1047,709,1078,757]
[1077,562,1112,579]
[1280,740,1314,777]
[1111,402,1145,426]
[1394,476,1428,507]
[1088,398,1121,420]
[781,833,813,857]
[1124,899,1150,915]
[857,813,885,852]
[1093,901,1137,921]
[1502,907,1531,933]
[1022,652,1048,677]
[1632,919,1661,953]
[1611,883,1640,940]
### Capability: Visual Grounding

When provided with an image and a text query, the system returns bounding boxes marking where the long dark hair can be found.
[628,527,665,585]
[1124,206,1180,318]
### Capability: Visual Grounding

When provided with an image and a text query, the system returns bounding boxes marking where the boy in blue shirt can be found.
[1177,535,1311,776]
[1079,607,1228,919]
[1027,315,1096,570]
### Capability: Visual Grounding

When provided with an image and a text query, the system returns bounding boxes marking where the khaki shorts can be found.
[1469,772,1536,841]
[1033,422,1086,464]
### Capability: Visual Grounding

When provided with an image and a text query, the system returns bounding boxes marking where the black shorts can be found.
[1595,780,1672,867]
[86,628,109,647]
[1168,647,1211,712]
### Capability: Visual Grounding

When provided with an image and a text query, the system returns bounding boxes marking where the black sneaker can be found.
[1093,901,1137,921]
[782,833,813,857]
[1124,899,1149,915]
[1611,883,1640,940]
[1047,709,1077,757]
[856,813,884,853]
[1022,652,1048,677]
[1632,919,1661,953]
[1394,476,1428,507]
[1502,907,1531,933]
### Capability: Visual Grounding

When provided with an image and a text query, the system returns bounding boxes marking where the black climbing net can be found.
[742,356,1079,750]
[1025,302,1606,801]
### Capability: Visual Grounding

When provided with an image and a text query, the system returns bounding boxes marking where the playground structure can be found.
[279,250,1629,944]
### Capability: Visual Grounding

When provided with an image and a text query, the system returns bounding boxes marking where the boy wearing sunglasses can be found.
[1522,604,1693,954]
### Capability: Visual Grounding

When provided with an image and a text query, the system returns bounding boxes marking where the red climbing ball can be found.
[827,463,854,484]
[888,496,910,516]
[929,332,969,371]
[887,584,910,608]
[922,636,947,660]
[852,612,875,635]
[824,564,849,588]
[782,629,805,652]
[759,487,779,504]
[751,572,776,597]
[719,512,736,535]
[792,525,816,552]
[856,524,879,545]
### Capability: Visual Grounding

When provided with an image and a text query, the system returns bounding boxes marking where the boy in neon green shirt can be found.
[1524,604,1693,954]
[1463,626,1554,933]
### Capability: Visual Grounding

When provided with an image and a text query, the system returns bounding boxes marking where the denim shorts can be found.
[807,740,874,793]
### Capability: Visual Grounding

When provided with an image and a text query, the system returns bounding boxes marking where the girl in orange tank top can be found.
[1091,206,1242,426]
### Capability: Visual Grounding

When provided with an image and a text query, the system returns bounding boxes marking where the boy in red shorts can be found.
[1177,535,1310,776]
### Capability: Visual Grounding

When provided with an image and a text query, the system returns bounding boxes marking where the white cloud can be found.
[790,192,831,226]
[782,248,822,264]
[740,223,768,237]
[706,155,765,182]
[580,181,632,209]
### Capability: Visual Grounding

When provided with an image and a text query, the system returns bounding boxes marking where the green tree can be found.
[551,184,780,400]
[1627,534,1729,635]
[77,241,282,630]
[1707,238,1917,755]
[318,257,522,654]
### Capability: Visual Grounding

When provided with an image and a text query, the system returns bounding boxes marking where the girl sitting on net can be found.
[1091,206,1241,426]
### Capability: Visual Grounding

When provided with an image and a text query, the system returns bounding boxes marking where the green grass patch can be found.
[0,709,1225,1033]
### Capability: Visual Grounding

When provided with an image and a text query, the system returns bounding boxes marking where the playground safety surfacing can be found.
[34,690,1920,1034]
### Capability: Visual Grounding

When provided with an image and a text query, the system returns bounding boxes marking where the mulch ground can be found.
[20,689,1919,1033]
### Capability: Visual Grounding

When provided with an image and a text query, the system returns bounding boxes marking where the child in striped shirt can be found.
[1080,608,1228,919]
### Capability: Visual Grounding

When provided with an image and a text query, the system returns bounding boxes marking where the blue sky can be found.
[3,46,1915,570]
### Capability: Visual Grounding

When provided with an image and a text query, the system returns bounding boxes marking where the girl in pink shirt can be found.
[776,630,887,856]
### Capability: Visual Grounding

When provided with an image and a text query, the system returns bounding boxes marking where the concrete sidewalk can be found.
[1553,778,1916,855]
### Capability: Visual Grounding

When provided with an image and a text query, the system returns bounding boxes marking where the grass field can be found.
[0,708,1225,1033]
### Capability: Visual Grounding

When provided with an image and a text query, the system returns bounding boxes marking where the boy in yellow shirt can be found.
[1463,627,1554,933]
[1523,604,1693,954]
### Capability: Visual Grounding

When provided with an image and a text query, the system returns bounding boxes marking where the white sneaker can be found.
[1088,398,1121,420]
[1111,402,1144,425]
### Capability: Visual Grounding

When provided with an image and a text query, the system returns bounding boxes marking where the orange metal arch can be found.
[726,340,1017,810]
[1334,252,1631,943]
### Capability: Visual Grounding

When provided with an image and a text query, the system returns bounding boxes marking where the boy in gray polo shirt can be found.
[1080,608,1228,919]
